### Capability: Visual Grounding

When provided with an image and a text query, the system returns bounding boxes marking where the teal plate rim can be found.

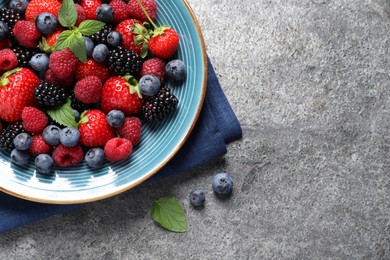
[0,0,208,204]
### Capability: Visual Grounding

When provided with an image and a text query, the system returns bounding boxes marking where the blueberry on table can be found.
[29,53,49,72]
[212,173,234,197]
[60,127,80,147]
[92,43,109,62]
[165,59,186,81]
[139,74,161,96]
[189,188,206,207]
[10,148,29,166]
[107,31,122,47]
[96,4,114,23]
[35,154,54,174]
[42,125,61,146]
[0,21,9,40]
[35,12,57,35]
[13,132,32,150]
[106,110,125,128]
[85,147,105,167]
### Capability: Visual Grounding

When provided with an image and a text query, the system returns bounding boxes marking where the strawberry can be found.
[140,57,166,83]
[110,0,129,24]
[127,0,156,22]
[78,109,116,147]
[39,29,64,54]
[101,75,144,116]
[0,68,40,122]
[115,19,143,54]
[75,58,110,83]
[80,0,102,20]
[12,20,42,48]
[148,28,179,59]
[25,0,61,21]
[117,116,142,145]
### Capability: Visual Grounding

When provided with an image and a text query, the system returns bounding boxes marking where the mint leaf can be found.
[58,0,78,27]
[151,197,187,233]
[78,20,105,36]
[47,99,78,128]
[69,33,86,63]
[54,30,75,51]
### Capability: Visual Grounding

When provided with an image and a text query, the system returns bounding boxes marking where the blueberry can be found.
[35,12,57,35]
[29,53,49,72]
[9,0,29,14]
[212,173,234,197]
[106,110,125,128]
[189,188,205,207]
[96,4,114,23]
[0,21,9,40]
[107,31,122,47]
[165,59,187,81]
[139,75,161,96]
[73,109,80,122]
[84,37,94,57]
[92,44,109,62]
[35,154,54,174]
[85,147,105,167]
[60,127,80,147]
[13,132,32,150]
[42,125,61,145]
[10,149,29,166]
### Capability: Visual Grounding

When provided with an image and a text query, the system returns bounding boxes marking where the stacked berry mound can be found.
[0,0,187,174]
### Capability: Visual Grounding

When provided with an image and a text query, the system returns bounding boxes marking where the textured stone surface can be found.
[1,0,390,259]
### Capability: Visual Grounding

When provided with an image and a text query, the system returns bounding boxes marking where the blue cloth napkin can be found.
[0,58,242,233]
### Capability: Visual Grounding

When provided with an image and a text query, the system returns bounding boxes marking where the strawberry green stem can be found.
[0,68,22,86]
[135,0,158,29]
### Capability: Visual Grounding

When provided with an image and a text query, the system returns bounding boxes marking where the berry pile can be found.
[0,0,188,174]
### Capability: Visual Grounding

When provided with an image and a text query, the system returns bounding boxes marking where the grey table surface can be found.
[1,0,390,259]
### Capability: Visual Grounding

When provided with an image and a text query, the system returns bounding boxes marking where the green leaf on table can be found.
[69,33,87,63]
[54,30,76,51]
[47,99,78,128]
[78,20,105,36]
[151,196,187,233]
[58,0,78,27]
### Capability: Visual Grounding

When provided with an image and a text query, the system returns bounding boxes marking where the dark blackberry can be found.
[12,46,38,67]
[142,87,179,121]
[107,46,142,76]
[34,82,67,108]
[68,91,94,113]
[89,24,112,45]
[0,8,22,31]
[0,121,25,153]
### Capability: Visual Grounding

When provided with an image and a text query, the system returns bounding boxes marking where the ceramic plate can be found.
[0,0,207,203]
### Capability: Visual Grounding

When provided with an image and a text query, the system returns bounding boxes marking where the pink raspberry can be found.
[12,20,42,48]
[49,49,78,80]
[127,0,156,21]
[28,134,52,156]
[0,39,12,50]
[0,49,18,71]
[22,107,48,134]
[52,144,84,167]
[140,57,166,83]
[104,137,133,162]
[75,4,86,26]
[110,0,128,24]
[45,69,74,90]
[74,76,102,103]
[117,116,142,145]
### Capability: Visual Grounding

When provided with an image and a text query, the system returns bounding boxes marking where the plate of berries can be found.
[0,0,207,203]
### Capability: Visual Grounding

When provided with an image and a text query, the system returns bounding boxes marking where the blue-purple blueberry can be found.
[96,4,114,23]
[42,125,61,145]
[13,132,32,150]
[85,147,105,167]
[60,127,80,147]
[35,154,54,174]
[29,53,49,72]
[212,173,234,197]
[35,12,57,35]
[139,74,161,96]
[107,31,122,47]
[189,188,205,207]
[0,21,9,40]
[84,37,94,57]
[92,43,109,62]
[9,0,29,14]
[106,110,125,128]
[165,59,186,81]
[10,148,29,166]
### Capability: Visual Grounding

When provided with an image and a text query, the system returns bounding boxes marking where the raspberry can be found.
[12,20,41,48]
[110,0,128,24]
[140,57,166,83]
[28,134,52,156]
[104,137,132,162]
[52,144,84,167]
[0,39,12,50]
[75,58,110,83]
[117,116,142,145]
[21,107,48,134]
[75,4,86,26]
[49,49,78,80]
[44,68,74,90]
[0,48,18,71]
[74,76,102,104]
[127,0,156,22]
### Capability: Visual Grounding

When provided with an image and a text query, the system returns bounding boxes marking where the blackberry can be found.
[0,8,22,31]
[12,46,38,67]
[107,46,142,76]
[34,81,67,108]
[89,24,112,45]
[142,87,179,121]
[0,121,25,153]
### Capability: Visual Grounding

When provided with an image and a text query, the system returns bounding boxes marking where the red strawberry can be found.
[75,4,86,26]
[22,107,48,134]
[101,76,144,116]
[75,58,110,83]
[149,28,179,59]
[0,68,40,122]
[117,116,142,145]
[12,21,42,48]
[140,57,166,83]
[52,144,84,167]
[0,49,18,71]
[49,49,78,80]
[110,0,129,24]
[127,0,156,22]
[115,19,143,54]
[28,134,52,156]
[80,0,102,20]
[25,0,61,21]
[46,28,63,47]
[104,137,132,162]
[78,109,116,147]
[74,76,102,104]
[45,69,74,90]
